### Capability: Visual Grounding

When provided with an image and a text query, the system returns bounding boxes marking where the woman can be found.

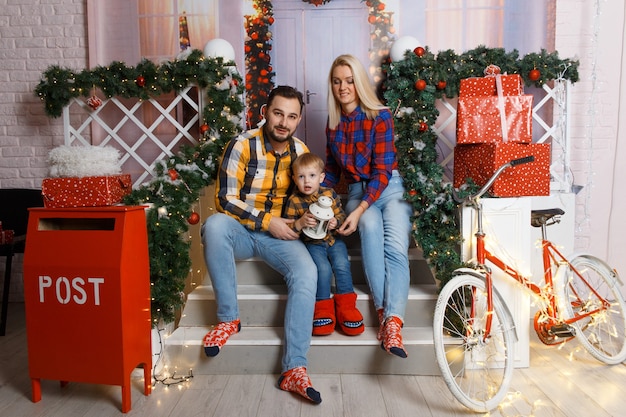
[322,54,413,358]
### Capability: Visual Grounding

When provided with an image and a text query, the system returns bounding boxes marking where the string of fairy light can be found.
[578,0,603,234]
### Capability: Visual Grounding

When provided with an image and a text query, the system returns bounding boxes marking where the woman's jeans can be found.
[306,238,354,300]
[201,213,317,372]
[346,171,413,320]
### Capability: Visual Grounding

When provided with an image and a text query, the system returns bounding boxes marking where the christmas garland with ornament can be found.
[244,0,275,128]
[35,49,245,324]
[302,0,332,6]
[244,0,394,127]
[382,45,579,289]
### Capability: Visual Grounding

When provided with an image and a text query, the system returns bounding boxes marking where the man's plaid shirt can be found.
[283,186,346,245]
[215,128,309,231]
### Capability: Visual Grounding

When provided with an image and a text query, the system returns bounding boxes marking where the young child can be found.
[284,153,364,336]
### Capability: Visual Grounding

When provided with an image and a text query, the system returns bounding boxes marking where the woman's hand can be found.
[337,202,368,236]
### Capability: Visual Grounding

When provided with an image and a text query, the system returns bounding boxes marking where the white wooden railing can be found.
[63,86,205,188]
[63,81,571,192]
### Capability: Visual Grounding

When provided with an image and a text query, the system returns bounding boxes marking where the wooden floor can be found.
[1,302,625,417]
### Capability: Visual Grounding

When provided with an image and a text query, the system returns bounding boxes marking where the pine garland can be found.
[35,49,245,324]
[383,45,579,289]
[244,0,275,128]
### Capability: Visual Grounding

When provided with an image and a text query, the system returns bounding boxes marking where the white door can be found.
[272,0,370,159]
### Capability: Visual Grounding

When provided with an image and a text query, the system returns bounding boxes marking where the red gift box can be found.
[1,229,14,244]
[453,142,551,197]
[457,95,533,144]
[459,74,524,97]
[42,174,132,208]
[457,74,533,144]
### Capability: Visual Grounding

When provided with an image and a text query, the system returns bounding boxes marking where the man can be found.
[201,86,321,404]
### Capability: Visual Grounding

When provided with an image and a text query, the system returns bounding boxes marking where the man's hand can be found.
[268,216,300,240]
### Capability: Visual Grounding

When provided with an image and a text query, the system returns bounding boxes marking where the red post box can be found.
[23,206,152,413]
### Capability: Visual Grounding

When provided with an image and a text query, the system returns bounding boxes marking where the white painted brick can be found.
[2,146,35,157]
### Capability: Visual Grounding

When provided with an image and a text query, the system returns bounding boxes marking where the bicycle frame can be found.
[470,199,611,339]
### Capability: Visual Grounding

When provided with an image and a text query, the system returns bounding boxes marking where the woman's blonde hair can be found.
[327,54,387,129]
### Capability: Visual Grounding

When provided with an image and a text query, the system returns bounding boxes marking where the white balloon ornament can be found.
[390,36,421,62]
[203,38,236,62]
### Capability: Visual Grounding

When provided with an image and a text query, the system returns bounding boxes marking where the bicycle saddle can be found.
[530,208,565,227]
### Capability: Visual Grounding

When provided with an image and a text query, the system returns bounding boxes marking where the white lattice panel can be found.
[62,82,570,192]
[63,86,204,188]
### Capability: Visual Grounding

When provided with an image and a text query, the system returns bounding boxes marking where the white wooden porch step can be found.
[178,283,438,328]
[164,325,441,375]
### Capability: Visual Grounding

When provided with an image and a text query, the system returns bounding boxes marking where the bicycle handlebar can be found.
[452,156,535,204]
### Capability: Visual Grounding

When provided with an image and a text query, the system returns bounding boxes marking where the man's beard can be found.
[263,124,292,144]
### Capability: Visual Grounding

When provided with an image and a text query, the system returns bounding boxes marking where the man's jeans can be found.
[201,213,317,372]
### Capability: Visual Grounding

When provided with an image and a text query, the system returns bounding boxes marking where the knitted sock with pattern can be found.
[277,366,322,404]
[376,308,385,341]
[380,316,407,358]
[202,319,241,357]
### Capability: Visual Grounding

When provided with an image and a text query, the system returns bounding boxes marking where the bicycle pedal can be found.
[548,323,576,338]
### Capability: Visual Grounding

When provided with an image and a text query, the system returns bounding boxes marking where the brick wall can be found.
[0,0,88,302]
[0,0,87,190]
[554,0,625,275]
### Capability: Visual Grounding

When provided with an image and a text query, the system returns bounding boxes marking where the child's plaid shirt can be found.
[283,186,346,245]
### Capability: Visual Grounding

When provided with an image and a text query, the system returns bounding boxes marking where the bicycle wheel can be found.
[433,273,516,413]
[559,254,626,364]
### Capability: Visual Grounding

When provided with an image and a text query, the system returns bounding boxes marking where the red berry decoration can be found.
[200,123,209,134]
[409,189,418,196]
[529,68,541,81]
[188,212,200,225]
[414,46,425,57]
[86,95,102,110]
[419,122,429,132]
[484,64,501,76]
[135,75,145,87]
[415,79,427,91]
[436,80,447,90]
[168,168,178,181]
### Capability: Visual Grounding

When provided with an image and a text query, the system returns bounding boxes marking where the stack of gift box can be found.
[453,69,551,197]
[41,145,132,208]
[0,221,14,245]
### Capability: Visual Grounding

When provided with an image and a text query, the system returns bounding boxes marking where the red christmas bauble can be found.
[419,122,429,132]
[414,46,425,57]
[135,76,145,87]
[188,212,200,225]
[415,79,427,91]
[168,168,178,181]
[200,124,209,134]
[409,189,418,196]
[529,69,541,81]
[436,80,447,90]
